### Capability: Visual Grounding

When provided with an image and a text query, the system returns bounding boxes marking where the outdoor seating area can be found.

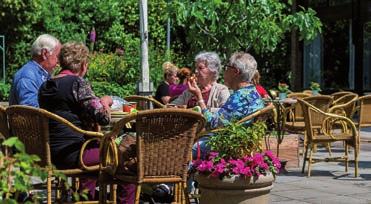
[1,89,371,203]
[2,0,371,203]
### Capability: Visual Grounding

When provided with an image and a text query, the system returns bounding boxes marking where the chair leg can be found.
[307,144,313,177]
[111,184,117,204]
[47,171,52,204]
[135,184,141,204]
[326,143,332,157]
[98,173,107,204]
[345,143,349,173]
[302,142,309,174]
[174,182,180,203]
[182,182,190,204]
[354,144,359,177]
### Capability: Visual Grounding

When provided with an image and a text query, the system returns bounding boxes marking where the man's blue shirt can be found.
[9,60,50,107]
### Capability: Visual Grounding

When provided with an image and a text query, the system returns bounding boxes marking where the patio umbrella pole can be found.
[137,0,153,96]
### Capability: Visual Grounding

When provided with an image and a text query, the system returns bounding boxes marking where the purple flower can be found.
[208,151,219,160]
[90,27,96,43]
[197,160,214,172]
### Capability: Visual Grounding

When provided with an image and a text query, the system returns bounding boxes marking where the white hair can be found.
[31,34,60,57]
[195,51,221,81]
[228,52,258,82]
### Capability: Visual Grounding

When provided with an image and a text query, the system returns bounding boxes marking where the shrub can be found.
[91,81,135,98]
[0,82,11,101]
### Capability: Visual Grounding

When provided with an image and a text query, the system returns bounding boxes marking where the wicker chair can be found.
[331,91,354,101]
[329,94,358,119]
[99,108,205,204]
[0,105,9,154]
[332,93,358,107]
[298,99,359,177]
[285,95,333,134]
[6,105,112,204]
[303,90,313,95]
[124,95,165,110]
[286,92,311,124]
[356,95,371,143]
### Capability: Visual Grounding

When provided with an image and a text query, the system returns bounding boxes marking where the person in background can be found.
[172,52,229,111]
[169,67,192,100]
[252,70,269,98]
[9,34,61,107]
[154,62,178,104]
[38,42,134,203]
[188,52,265,158]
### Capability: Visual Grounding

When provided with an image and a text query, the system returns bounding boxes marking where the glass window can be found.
[363,22,371,90]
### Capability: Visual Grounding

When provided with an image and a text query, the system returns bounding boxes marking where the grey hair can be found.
[228,52,258,82]
[31,34,60,57]
[195,51,221,81]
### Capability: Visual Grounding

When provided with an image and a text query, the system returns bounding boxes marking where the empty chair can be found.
[298,99,359,177]
[331,91,354,101]
[124,95,165,110]
[99,108,205,204]
[285,95,333,134]
[329,94,358,119]
[332,93,358,107]
[356,95,371,143]
[286,92,312,123]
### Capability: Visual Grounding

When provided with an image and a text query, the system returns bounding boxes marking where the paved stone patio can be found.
[271,128,371,204]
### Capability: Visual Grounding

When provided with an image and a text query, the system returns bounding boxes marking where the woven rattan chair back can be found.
[329,94,358,119]
[102,108,205,181]
[303,95,333,127]
[237,104,275,125]
[100,109,205,204]
[6,105,52,167]
[358,95,371,129]
[302,90,313,95]
[331,91,354,101]
[0,105,9,139]
[332,93,358,106]
[287,92,312,121]
[124,95,165,110]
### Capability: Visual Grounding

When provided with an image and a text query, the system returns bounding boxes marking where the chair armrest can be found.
[79,138,101,171]
[100,113,138,175]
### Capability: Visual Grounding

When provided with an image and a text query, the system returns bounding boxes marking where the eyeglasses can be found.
[224,64,236,71]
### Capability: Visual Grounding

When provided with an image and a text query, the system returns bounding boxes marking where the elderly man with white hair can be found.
[9,34,61,107]
[188,52,264,129]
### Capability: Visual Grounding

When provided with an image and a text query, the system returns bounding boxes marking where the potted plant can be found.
[277,83,289,100]
[192,121,281,204]
[310,82,321,95]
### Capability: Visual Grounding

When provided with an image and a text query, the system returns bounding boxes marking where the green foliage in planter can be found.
[208,121,268,159]
[0,82,11,101]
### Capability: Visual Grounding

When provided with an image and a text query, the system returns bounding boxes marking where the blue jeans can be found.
[192,136,212,160]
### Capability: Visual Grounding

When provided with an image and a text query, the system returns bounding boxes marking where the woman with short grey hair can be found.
[187,52,265,159]
[194,51,221,81]
[172,51,229,111]
[188,51,264,129]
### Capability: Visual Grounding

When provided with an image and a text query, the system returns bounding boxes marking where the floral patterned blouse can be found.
[202,85,264,129]
[39,75,110,169]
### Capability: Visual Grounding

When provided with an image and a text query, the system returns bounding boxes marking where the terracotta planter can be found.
[196,173,274,204]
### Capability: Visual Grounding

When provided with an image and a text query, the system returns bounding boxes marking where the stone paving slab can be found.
[271,129,371,203]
